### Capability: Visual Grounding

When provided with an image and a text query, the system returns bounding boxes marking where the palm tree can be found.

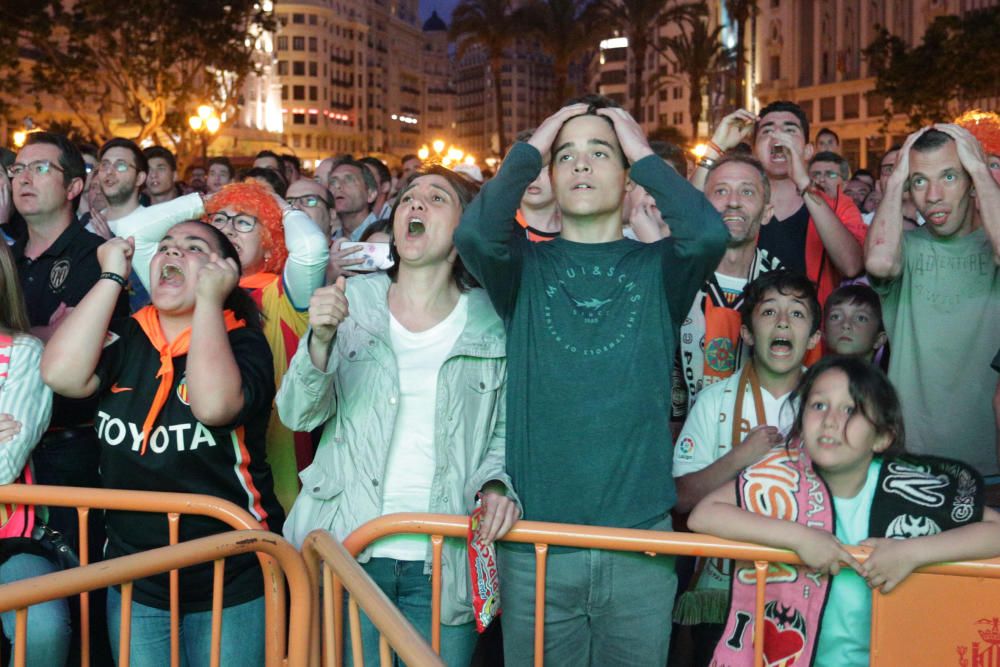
[589,0,704,121]
[659,12,732,139]
[533,0,594,109]
[724,0,758,108]
[450,0,535,154]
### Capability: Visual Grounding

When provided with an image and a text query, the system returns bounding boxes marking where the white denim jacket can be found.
[276,272,516,625]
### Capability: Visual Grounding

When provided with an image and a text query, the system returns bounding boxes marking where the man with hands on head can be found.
[277,166,518,666]
[865,123,1000,477]
[694,104,866,304]
[454,95,727,666]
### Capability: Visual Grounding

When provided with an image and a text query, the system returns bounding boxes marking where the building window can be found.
[309,62,318,77]
[281,85,288,100]
[308,37,318,52]
[843,93,860,120]
[308,13,317,25]
[293,36,305,51]
[820,96,836,122]
[309,86,318,101]
[293,113,305,125]
[673,112,684,125]
[278,60,288,76]
[292,13,304,23]
[866,93,886,118]
[842,138,861,169]
[658,89,667,102]
[770,55,781,81]
[673,86,683,100]
[293,61,305,76]
[799,99,813,123]
[309,114,318,125]
[277,36,287,50]
[293,85,305,100]
[292,134,301,148]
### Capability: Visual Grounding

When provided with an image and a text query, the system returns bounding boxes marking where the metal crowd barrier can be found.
[301,530,445,667]
[0,530,310,667]
[0,484,285,667]
[337,513,1000,667]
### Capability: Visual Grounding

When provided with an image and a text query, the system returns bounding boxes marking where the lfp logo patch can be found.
[176,376,189,405]
[677,436,695,460]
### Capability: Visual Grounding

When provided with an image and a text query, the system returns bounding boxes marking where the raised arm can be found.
[41,238,133,398]
[275,278,348,432]
[112,193,206,290]
[186,254,245,426]
[865,129,927,279]
[280,207,330,309]
[935,123,1000,263]
[690,109,757,192]
[0,338,53,484]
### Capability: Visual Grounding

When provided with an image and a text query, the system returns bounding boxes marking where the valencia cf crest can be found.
[176,375,189,405]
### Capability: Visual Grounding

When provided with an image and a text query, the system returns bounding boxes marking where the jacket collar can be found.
[346,273,504,359]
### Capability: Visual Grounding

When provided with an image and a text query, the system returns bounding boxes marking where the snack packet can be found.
[468,495,502,633]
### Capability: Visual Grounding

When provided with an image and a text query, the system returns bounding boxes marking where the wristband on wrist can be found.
[99,272,128,288]
[698,155,717,170]
[706,140,724,157]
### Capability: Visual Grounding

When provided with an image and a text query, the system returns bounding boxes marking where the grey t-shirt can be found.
[872,226,1000,474]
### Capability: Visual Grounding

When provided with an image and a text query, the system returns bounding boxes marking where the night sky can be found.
[419,0,458,23]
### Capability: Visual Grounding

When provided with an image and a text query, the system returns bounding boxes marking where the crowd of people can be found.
[0,93,998,667]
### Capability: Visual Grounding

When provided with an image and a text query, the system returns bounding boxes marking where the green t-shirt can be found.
[872,227,1000,474]
[454,142,728,531]
[814,459,881,667]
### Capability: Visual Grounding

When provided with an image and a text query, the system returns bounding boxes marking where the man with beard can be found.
[88,138,207,309]
[693,104,865,304]
[675,156,783,416]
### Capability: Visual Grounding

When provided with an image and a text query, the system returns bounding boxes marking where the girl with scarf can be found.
[690,356,1000,667]
[42,223,283,666]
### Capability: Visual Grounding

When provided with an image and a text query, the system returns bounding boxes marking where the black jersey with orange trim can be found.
[94,317,283,612]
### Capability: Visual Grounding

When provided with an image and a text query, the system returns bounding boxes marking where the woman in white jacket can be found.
[277,166,519,666]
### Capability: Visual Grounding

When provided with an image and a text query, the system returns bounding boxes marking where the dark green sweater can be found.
[454,142,728,530]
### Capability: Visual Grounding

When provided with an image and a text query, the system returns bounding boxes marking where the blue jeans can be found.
[0,552,72,667]
[106,587,265,667]
[344,558,477,667]
[497,517,678,667]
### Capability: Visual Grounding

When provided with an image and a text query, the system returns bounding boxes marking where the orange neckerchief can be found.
[132,305,246,455]
[731,362,768,449]
[239,272,279,291]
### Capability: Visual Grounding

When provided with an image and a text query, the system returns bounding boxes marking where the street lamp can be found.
[416,139,474,169]
[188,105,221,166]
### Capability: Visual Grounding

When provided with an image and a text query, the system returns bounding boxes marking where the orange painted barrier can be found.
[301,530,445,667]
[0,484,285,667]
[0,530,310,667]
[339,513,1000,667]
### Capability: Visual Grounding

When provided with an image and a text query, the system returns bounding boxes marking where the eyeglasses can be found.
[7,160,66,179]
[209,211,258,234]
[98,159,136,174]
[287,194,330,209]
[809,170,842,181]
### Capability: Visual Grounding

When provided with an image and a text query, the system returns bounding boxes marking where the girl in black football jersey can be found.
[42,222,283,667]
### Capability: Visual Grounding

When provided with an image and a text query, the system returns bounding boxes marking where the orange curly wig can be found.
[955,109,1000,158]
[203,182,288,274]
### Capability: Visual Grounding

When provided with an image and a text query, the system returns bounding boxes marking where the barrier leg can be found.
[534,544,548,667]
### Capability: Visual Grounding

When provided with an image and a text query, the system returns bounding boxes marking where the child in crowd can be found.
[822,284,886,363]
[41,224,283,666]
[690,356,999,667]
[672,270,821,666]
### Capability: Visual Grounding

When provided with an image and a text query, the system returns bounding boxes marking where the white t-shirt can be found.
[673,369,796,592]
[371,294,469,560]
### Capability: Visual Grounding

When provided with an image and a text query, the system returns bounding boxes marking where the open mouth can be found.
[816,436,839,448]
[572,183,594,190]
[407,218,426,236]
[769,337,793,357]
[159,263,184,286]
[927,210,949,225]
[770,145,787,162]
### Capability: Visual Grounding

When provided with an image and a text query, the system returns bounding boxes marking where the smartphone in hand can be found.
[339,241,394,272]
